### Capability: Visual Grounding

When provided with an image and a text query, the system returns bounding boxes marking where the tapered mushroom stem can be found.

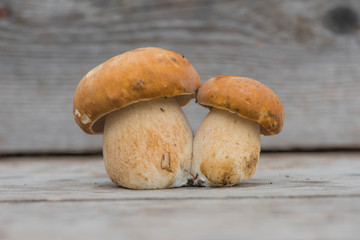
[103,97,193,189]
[192,108,261,187]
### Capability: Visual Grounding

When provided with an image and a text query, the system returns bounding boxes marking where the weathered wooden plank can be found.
[0,153,359,240]
[1,0,360,153]
[0,153,359,202]
[0,198,359,240]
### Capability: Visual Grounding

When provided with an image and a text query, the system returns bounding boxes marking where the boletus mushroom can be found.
[73,47,200,189]
[191,76,284,187]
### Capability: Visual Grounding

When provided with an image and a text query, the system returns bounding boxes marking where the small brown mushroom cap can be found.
[73,47,201,134]
[196,76,284,136]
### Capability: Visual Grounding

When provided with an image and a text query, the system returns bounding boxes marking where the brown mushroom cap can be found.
[196,76,284,136]
[73,47,201,134]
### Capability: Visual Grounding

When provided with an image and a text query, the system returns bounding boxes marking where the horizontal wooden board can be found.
[1,198,359,240]
[0,153,359,240]
[1,153,359,201]
[1,0,360,153]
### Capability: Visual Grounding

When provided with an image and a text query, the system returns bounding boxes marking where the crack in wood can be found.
[1,194,360,204]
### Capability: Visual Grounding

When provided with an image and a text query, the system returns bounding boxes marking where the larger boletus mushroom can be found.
[191,76,284,187]
[73,47,200,189]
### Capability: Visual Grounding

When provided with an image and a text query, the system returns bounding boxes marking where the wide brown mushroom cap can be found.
[196,76,284,136]
[73,47,201,134]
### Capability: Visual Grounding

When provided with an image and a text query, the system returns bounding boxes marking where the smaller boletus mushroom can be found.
[191,76,284,187]
[73,47,200,189]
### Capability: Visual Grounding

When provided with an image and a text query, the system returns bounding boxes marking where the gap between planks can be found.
[1,194,360,204]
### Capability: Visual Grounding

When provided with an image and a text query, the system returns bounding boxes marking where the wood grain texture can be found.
[1,153,359,201]
[1,198,359,240]
[0,0,360,153]
[0,153,359,239]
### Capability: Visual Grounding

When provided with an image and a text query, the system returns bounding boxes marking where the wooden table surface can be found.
[1,153,359,240]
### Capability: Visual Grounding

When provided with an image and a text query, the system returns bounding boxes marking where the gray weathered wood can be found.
[0,198,359,240]
[0,153,359,239]
[1,153,360,201]
[1,0,360,153]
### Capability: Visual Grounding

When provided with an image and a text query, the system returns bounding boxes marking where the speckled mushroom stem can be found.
[103,97,193,189]
[191,108,261,187]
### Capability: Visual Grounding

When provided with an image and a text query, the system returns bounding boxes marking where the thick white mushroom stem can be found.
[192,108,261,187]
[103,97,193,189]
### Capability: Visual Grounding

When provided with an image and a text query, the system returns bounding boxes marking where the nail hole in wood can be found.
[324,6,359,34]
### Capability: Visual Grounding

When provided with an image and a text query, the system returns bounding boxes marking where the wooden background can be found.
[1,0,360,154]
